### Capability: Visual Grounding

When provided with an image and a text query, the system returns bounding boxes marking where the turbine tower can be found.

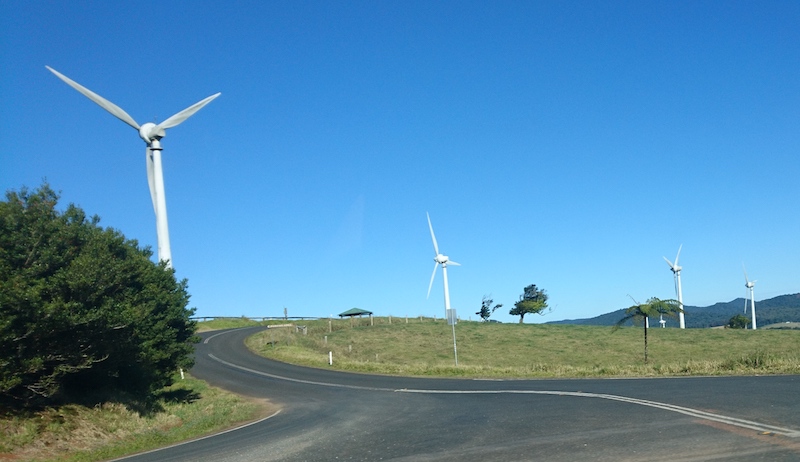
[663,245,685,329]
[46,66,220,268]
[426,212,460,365]
[743,264,757,330]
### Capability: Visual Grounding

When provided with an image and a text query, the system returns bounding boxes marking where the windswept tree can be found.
[0,183,197,408]
[613,297,682,363]
[509,284,549,324]
[476,295,503,322]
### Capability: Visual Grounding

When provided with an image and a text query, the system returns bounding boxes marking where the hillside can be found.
[548,293,800,328]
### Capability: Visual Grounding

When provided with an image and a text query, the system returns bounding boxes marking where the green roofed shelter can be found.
[338,308,373,318]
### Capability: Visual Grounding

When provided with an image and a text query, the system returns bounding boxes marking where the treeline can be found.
[549,294,800,328]
[0,184,197,409]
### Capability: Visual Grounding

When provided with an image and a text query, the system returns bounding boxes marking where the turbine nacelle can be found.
[426,212,460,299]
[665,262,682,274]
[139,122,166,144]
[664,244,682,273]
[434,254,460,266]
[743,264,756,289]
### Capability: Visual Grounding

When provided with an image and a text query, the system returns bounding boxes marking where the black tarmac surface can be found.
[120,327,800,461]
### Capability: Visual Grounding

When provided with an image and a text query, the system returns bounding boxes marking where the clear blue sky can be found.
[2,1,798,324]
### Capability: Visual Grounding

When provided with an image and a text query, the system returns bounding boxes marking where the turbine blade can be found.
[46,66,140,130]
[427,262,439,299]
[742,263,749,283]
[426,212,439,255]
[675,244,682,266]
[448,260,461,266]
[146,148,157,215]
[156,93,221,131]
[663,256,675,269]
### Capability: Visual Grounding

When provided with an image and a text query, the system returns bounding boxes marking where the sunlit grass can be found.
[0,375,271,462]
[194,317,305,332]
[247,317,800,378]
[195,317,271,332]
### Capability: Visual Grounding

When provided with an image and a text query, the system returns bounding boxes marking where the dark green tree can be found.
[0,184,197,408]
[476,295,502,322]
[509,284,549,323]
[613,297,682,363]
[727,314,749,329]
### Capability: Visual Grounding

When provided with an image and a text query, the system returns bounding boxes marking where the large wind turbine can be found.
[664,245,686,329]
[426,212,460,365]
[743,264,757,330]
[46,66,220,268]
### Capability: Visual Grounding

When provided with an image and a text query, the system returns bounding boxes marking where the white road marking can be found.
[399,388,800,438]
[207,352,800,438]
[109,409,282,461]
[203,329,236,344]
[209,353,394,392]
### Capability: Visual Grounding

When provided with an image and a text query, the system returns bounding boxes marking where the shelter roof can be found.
[338,308,373,317]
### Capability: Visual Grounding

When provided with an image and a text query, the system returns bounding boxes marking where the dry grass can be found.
[247,317,800,378]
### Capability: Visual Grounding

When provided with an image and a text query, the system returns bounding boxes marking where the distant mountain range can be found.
[547,293,800,328]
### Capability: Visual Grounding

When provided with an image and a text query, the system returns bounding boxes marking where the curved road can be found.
[123,327,800,461]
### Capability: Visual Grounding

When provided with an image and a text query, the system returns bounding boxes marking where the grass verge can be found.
[246,317,800,378]
[0,374,275,462]
[195,317,287,333]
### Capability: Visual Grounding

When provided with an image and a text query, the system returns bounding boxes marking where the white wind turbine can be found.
[743,264,757,330]
[46,66,220,269]
[426,212,460,365]
[663,244,686,329]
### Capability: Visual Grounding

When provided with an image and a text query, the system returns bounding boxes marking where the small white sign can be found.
[446,308,457,326]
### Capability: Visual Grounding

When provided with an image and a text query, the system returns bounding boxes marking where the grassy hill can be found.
[245,316,800,378]
[547,293,800,328]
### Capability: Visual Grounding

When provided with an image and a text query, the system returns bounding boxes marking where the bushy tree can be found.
[509,284,549,323]
[0,184,197,408]
[613,297,682,363]
[728,314,749,329]
[476,295,502,322]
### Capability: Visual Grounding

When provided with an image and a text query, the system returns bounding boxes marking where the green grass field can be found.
[246,316,800,377]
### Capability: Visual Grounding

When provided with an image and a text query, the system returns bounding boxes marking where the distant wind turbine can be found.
[663,245,686,329]
[743,264,757,330]
[426,212,460,365]
[46,66,220,268]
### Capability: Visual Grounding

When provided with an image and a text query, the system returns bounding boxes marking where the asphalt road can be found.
[121,327,800,461]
